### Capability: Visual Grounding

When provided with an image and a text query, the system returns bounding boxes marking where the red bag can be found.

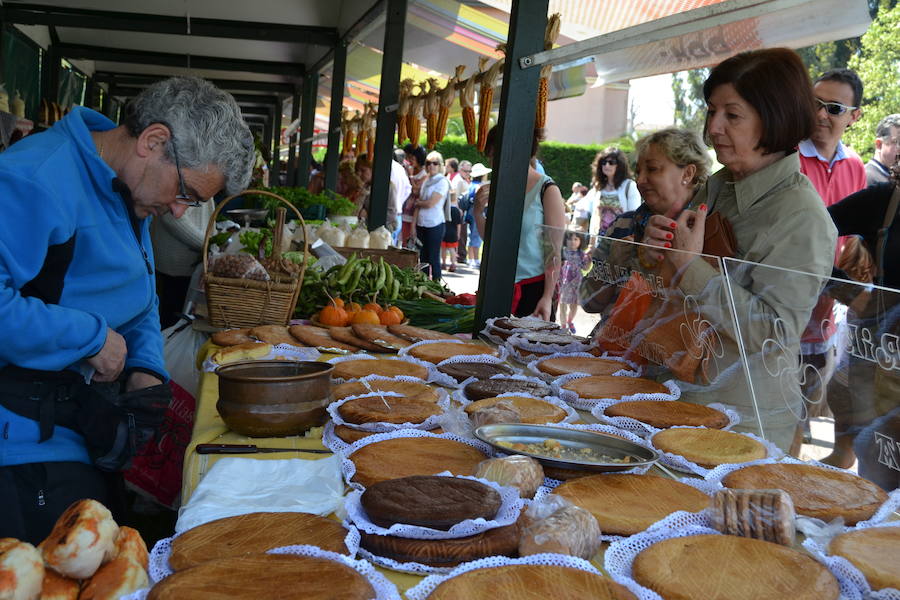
[596,272,653,363]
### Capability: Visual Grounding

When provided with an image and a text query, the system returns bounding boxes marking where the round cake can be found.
[350,436,488,488]
[492,317,559,332]
[464,396,566,424]
[438,362,515,383]
[338,395,442,425]
[553,473,710,536]
[828,526,900,591]
[331,358,428,381]
[169,512,348,571]
[722,463,888,525]
[537,356,629,377]
[604,400,728,429]
[332,380,439,403]
[408,342,499,364]
[148,554,374,600]
[632,534,839,600]
[562,376,670,401]
[651,428,767,467]
[427,564,637,600]
[464,378,551,401]
[334,425,443,444]
[360,475,501,530]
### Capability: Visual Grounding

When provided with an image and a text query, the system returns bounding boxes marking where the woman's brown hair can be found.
[703,48,816,154]
[592,147,630,190]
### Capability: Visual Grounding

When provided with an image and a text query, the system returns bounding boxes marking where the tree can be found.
[671,68,709,133]
[844,0,900,158]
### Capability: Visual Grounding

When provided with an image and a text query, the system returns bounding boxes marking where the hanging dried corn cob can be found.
[365,103,376,159]
[425,79,441,150]
[477,57,503,153]
[352,110,366,157]
[438,67,463,142]
[341,108,354,155]
[407,84,424,148]
[536,13,561,129]
[396,79,414,144]
[459,69,477,146]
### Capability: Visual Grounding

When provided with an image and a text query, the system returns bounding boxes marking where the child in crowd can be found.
[558,230,590,333]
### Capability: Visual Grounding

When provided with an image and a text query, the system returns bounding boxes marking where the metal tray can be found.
[474,423,659,473]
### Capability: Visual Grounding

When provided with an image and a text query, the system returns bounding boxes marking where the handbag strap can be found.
[875,184,900,285]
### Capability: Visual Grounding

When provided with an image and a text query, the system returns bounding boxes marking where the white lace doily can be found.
[430,353,522,389]
[703,455,867,486]
[397,338,508,366]
[480,316,560,345]
[203,344,322,372]
[147,522,362,583]
[454,372,554,404]
[344,473,523,539]
[266,545,401,599]
[553,372,681,411]
[533,477,721,543]
[588,395,740,437]
[526,351,640,381]
[327,353,436,384]
[648,426,782,476]
[321,420,353,454]
[326,388,451,433]
[604,510,859,600]
[340,429,496,490]
[801,489,900,600]
[357,547,457,576]
[405,553,605,600]
[504,332,596,363]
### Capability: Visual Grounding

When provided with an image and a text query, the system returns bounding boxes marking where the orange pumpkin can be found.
[378,310,402,326]
[320,305,349,326]
[331,298,345,308]
[387,305,405,321]
[351,309,381,325]
[362,302,384,315]
[346,302,362,313]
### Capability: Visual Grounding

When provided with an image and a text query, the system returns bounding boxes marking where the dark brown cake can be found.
[464,378,551,401]
[492,317,560,332]
[360,475,501,530]
[516,331,589,346]
[437,362,515,383]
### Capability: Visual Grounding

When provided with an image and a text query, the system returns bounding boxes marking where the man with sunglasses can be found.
[0,77,254,543]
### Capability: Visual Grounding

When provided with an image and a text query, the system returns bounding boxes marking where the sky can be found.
[629,73,677,132]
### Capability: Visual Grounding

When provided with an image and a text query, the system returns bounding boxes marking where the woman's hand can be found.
[669,204,707,269]
[531,296,553,321]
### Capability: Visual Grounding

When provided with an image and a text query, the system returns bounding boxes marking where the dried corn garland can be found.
[341,108,354,155]
[365,103,376,159]
[459,68,477,146]
[477,57,503,153]
[438,67,463,142]
[407,84,424,148]
[396,79,414,144]
[425,78,441,149]
[536,14,561,129]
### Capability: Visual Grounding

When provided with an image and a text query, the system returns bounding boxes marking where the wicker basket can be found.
[203,190,308,328]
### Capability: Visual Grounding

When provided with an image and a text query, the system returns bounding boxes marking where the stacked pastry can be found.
[0,499,149,600]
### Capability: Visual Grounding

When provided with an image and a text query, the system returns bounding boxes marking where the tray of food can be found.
[474,423,659,473]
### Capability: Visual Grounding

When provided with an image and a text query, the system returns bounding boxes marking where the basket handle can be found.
[202,189,309,286]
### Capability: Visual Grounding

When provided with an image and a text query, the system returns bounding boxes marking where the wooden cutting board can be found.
[350,437,487,488]
[148,554,374,600]
[427,564,637,599]
[553,473,709,536]
[169,512,348,571]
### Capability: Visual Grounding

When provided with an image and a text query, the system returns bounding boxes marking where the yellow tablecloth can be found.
[182,342,607,592]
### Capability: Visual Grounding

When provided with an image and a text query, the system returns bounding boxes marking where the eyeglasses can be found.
[815,98,857,116]
[461,168,472,173]
[425,160,441,166]
[167,129,202,208]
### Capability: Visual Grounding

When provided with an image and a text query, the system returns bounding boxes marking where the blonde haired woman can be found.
[415,150,450,280]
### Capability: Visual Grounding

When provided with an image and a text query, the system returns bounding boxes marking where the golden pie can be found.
[288,325,358,353]
[828,527,900,591]
[350,436,487,487]
[427,564,637,600]
[334,425,444,445]
[408,342,499,364]
[723,463,888,525]
[211,328,254,347]
[332,380,439,404]
[329,327,392,353]
[561,376,670,401]
[350,323,412,350]
[337,395,442,425]
[249,325,297,346]
[632,534,839,600]
[464,396,567,424]
[651,428,767,468]
[387,324,457,342]
[553,473,710,536]
[605,400,729,429]
[537,356,629,377]
[147,554,374,600]
[169,512,348,571]
[331,358,428,381]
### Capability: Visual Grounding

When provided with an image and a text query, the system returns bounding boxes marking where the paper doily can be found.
[453,372,554,404]
[588,395,740,437]
[326,388,451,433]
[203,344,321,372]
[398,338,508,366]
[326,353,436,384]
[480,316,561,345]
[526,351,640,381]
[648,426,782,476]
[344,473,523,539]
[553,372,681,411]
[504,332,596,363]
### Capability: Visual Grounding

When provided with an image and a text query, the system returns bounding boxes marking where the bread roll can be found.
[519,505,601,560]
[249,325,297,346]
[211,342,272,365]
[41,499,119,580]
[0,538,44,600]
[39,569,80,600]
[113,527,148,571]
[211,328,253,347]
[474,456,544,499]
[79,557,148,600]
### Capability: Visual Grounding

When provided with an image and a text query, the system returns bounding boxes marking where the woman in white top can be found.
[415,150,450,280]
[587,147,641,236]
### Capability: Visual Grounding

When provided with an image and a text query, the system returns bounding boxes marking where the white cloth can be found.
[150,202,216,277]
[451,175,470,206]
[417,174,450,228]
[389,159,411,216]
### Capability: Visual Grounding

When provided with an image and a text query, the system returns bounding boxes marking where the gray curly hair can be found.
[123,77,254,195]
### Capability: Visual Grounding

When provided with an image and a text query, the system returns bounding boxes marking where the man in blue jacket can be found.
[0,77,254,542]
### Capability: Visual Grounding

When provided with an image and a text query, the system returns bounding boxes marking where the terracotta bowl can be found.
[216,361,333,437]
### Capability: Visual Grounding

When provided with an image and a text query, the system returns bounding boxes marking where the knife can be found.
[196,444,333,455]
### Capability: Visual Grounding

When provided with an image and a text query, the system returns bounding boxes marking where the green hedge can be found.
[433,134,636,196]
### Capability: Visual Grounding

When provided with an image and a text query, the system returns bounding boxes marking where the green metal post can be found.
[297,71,318,188]
[286,91,300,186]
[324,41,347,192]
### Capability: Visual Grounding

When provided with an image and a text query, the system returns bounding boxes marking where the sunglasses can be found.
[815,98,857,116]
[600,158,618,166]
[425,160,441,166]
